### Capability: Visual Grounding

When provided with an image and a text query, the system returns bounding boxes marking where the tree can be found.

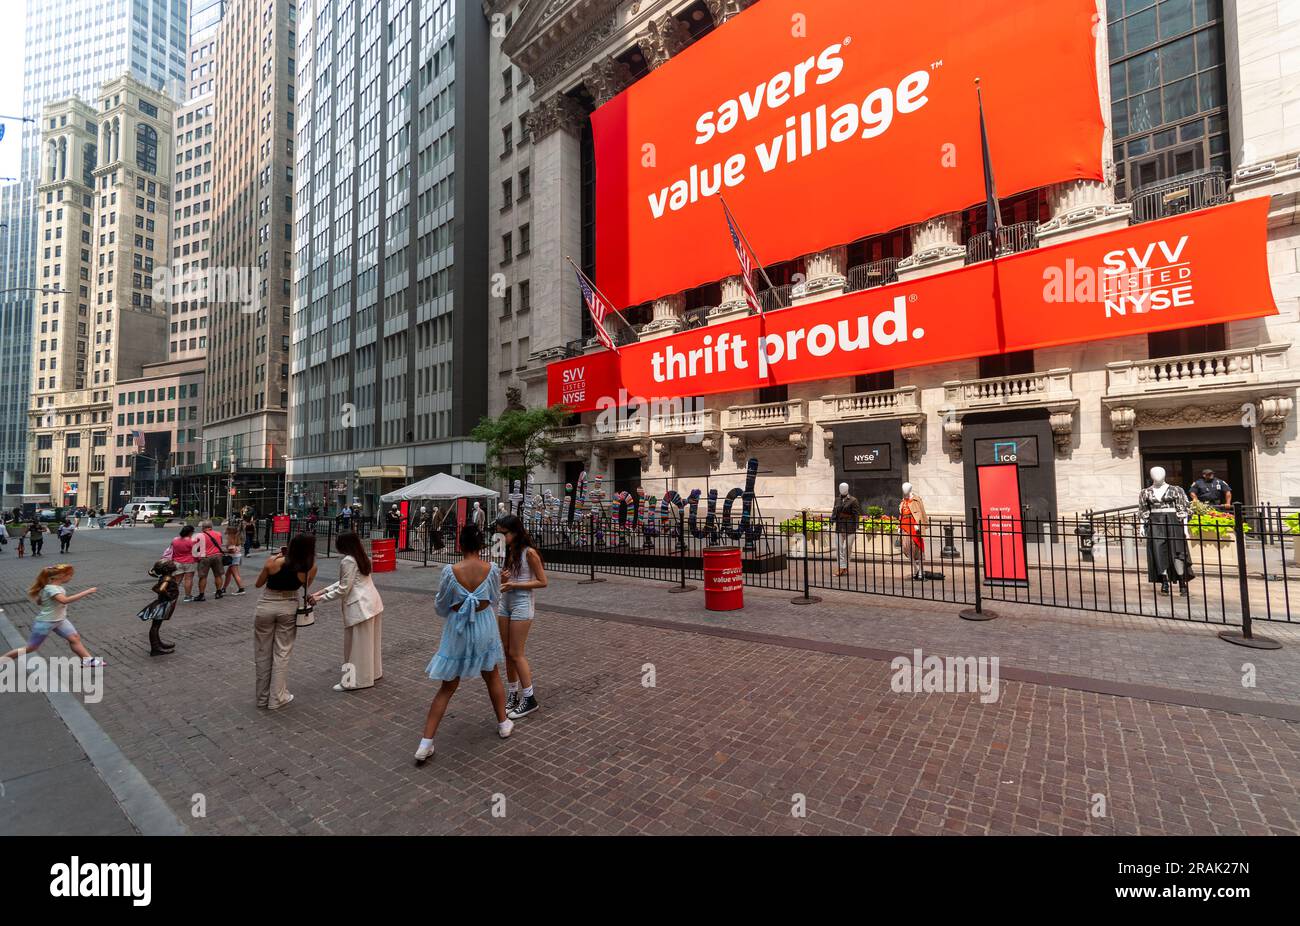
[470,402,570,484]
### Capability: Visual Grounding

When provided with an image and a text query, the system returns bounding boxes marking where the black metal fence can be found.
[301,503,1297,631]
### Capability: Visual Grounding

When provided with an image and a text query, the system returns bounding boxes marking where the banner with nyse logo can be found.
[548,199,1277,413]
[592,0,1105,307]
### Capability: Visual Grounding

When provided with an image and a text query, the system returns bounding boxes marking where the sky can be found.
[0,0,27,180]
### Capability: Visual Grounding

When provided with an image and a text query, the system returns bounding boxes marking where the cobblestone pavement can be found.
[0,527,1297,835]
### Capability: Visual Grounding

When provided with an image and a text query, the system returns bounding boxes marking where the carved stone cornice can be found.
[637,14,692,70]
[704,0,758,23]
[527,93,588,142]
[524,6,621,93]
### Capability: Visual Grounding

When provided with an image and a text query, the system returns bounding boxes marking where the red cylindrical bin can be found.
[370,538,397,573]
[703,545,744,611]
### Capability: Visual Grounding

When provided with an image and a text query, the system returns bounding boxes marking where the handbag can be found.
[294,587,315,628]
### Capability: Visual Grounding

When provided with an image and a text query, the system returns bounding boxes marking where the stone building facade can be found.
[487,0,1300,518]
[25,76,176,510]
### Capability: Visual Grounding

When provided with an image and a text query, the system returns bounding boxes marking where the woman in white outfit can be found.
[310,531,384,691]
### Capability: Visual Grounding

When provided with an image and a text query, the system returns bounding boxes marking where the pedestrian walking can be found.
[252,533,317,710]
[0,518,8,555]
[57,518,75,554]
[164,525,198,600]
[1,564,105,667]
[496,514,548,721]
[414,524,512,766]
[27,519,46,557]
[242,512,257,558]
[220,523,247,595]
[139,560,180,656]
[309,531,384,692]
[193,520,226,601]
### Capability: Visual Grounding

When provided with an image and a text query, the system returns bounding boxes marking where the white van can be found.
[125,498,175,522]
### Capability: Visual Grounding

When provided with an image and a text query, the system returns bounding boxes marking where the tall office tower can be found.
[286,0,489,515]
[202,0,297,509]
[0,0,190,506]
[169,0,227,362]
[26,76,176,510]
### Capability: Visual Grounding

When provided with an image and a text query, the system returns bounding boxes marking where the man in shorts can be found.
[193,520,227,602]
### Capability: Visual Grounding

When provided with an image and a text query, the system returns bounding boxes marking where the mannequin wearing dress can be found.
[1138,466,1193,595]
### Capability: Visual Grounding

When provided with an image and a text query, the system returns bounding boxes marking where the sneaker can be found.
[182,596,195,603]
[498,718,514,738]
[233,588,246,595]
[505,690,520,714]
[508,695,539,720]
[193,594,206,602]
[414,741,436,765]
[214,589,224,599]
[81,656,106,667]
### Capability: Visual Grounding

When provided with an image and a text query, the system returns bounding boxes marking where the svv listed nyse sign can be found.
[560,365,588,406]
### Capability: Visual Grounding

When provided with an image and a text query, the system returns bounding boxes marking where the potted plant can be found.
[859,506,899,557]
[1284,511,1300,566]
[1186,501,1247,553]
[780,513,830,558]
[152,516,167,528]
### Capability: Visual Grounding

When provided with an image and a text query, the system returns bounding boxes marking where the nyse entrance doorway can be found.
[1138,426,1252,506]
[960,410,1059,537]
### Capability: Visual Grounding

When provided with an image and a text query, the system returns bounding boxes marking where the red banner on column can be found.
[976,463,1028,587]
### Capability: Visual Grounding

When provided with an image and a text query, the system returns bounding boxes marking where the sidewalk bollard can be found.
[791,509,822,605]
[1218,501,1280,649]
[941,523,959,559]
[960,507,998,621]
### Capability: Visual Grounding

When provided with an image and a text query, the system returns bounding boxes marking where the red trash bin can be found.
[703,545,743,611]
[371,538,396,573]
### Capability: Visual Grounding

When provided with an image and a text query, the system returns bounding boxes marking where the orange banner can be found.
[593,0,1105,308]
[550,199,1278,412]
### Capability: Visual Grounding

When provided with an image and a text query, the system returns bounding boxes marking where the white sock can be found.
[522,686,534,699]
[418,737,434,752]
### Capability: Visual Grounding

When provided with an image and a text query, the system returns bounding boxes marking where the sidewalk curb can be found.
[0,607,190,836]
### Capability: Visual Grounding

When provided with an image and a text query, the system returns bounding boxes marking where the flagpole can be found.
[564,255,634,332]
[975,77,1002,260]
[720,196,779,292]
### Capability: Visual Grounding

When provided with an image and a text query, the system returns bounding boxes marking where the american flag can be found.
[574,265,620,353]
[722,200,764,314]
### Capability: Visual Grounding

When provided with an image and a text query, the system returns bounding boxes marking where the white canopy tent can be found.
[379,473,498,503]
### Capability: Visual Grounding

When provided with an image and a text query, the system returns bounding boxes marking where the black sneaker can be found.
[505,690,520,714]
[193,594,206,602]
[508,695,539,720]
[215,590,224,599]
[233,588,246,595]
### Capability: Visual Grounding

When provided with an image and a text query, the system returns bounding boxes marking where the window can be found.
[136,123,158,174]
[854,371,895,393]
[978,350,1035,379]
[1107,0,1228,198]
[1148,323,1225,358]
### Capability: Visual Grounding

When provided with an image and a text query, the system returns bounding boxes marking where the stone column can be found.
[896,213,965,282]
[643,291,685,338]
[527,93,587,354]
[705,0,759,24]
[795,246,847,304]
[582,56,633,108]
[638,14,692,70]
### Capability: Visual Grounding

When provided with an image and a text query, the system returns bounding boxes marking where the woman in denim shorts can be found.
[495,515,548,721]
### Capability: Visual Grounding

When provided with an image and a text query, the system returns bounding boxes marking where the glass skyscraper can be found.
[0,0,189,502]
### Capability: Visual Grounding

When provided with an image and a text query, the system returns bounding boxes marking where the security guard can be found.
[1190,468,1232,508]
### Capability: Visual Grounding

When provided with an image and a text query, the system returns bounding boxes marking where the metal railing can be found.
[965,221,1039,264]
[1128,167,1231,224]
[495,505,1297,629]
[758,283,793,312]
[846,257,900,292]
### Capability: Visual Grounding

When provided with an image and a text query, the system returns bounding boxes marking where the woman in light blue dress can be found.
[415,524,512,765]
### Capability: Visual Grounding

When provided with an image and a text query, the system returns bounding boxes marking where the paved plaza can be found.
[1,526,1298,836]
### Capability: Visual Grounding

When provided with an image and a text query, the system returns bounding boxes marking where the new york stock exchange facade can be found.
[487,0,1300,521]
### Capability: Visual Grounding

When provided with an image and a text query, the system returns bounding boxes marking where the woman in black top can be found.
[252,534,317,709]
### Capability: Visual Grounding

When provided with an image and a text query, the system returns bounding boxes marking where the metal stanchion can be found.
[669,510,696,593]
[1219,501,1280,649]
[791,509,821,605]
[960,507,998,621]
